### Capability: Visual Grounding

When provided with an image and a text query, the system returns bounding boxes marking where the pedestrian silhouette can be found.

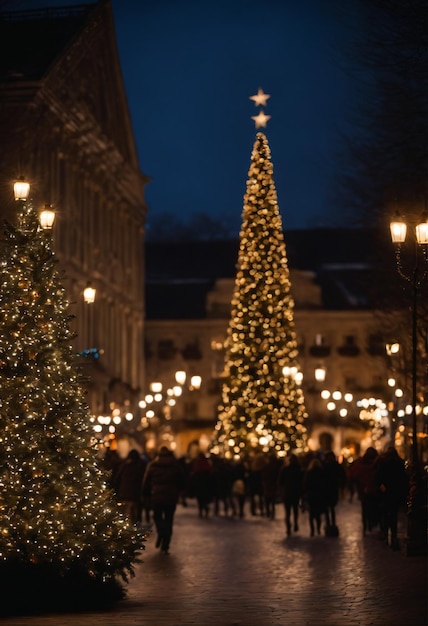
[303,458,327,536]
[261,453,280,520]
[142,446,186,554]
[190,452,214,518]
[113,448,146,524]
[278,453,303,536]
[248,451,266,516]
[374,445,408,550]
[349,446,379,534]
[212,455,236,517]
[322,450,346,535]
[231,457,249,518]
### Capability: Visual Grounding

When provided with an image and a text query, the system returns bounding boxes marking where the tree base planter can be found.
[0,561,127,616]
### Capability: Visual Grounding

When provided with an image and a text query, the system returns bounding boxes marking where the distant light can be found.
[175,370,186,385]
[190,375,202,389]
[83,283,96,303]
[315,365,326,382]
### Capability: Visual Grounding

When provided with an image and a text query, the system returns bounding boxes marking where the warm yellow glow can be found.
[416,217,428,244]
[39,205,56,229]
[14,177,30,200]
[315,365,326,382]
[175,370,186,385]
[190,375,202,389]
[390,216,407,243]
[83,283,96,304]
[249,88,271,107]
[150,381,162,393]
[386,342,400,355]
[251,110,271,128]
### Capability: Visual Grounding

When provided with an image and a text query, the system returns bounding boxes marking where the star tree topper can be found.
[249,88,270,107]
[251,110,271,128]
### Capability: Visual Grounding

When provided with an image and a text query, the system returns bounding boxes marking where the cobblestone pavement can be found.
[2,499,427,626]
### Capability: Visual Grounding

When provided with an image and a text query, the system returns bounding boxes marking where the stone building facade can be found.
[0,1,148,423]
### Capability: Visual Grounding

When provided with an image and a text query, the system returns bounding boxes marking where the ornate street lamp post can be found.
[389,210,428,555]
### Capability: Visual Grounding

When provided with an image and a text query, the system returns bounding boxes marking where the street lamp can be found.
[315,364,326,383]
[389,209,428,555]
[39,204,56,230]
[83,282,96,304]
[389,210,428,464]
[13,176,30,201]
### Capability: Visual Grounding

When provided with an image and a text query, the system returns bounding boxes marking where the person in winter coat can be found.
[349,446,379,534]
[322,450,346,529]
[278,453,303,536]
[261,453,280,520]
[142,446,186,554]
[374,445,408,550]
[190,452,215,518]
[303,458,327,536]
[113,449,146,524]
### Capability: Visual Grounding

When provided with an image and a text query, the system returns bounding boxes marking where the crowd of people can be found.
[102,443,410,554]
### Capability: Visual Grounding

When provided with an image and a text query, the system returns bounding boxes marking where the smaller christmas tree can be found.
[0,180,145,614]
[212,114,308,458]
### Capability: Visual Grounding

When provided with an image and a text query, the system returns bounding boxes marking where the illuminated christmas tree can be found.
[212,125,308,459]
[0,181,145,614]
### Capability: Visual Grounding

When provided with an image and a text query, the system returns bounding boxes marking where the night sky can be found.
[4,0,362,234]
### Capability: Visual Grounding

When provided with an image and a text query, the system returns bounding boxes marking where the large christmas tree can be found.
[212,121,308,458]
[0,182,145,614]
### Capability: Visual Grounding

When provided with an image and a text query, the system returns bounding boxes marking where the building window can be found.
[315,333,327,346]
[183,399,199,420]
[309,333,330,357]
[367,333,386,356]
[182,342,202,360]
[338,335,360,357]
[157,339,177,360]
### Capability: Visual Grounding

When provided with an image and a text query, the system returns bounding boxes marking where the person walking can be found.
[322,450,346,534]
[374,445,408,550]
[248,452,266,516]
[142,446,186,554]
[231,456,250,518]
[278,453,303,536]
[212,455,236,517]
[349,446,380,535]
[191,451,215,518]
[113,448,146,524]
[261,453,280,520]
[303,457,327,536]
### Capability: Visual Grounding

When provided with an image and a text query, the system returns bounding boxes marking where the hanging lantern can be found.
[14,177,30,201]
[39,204,56,230]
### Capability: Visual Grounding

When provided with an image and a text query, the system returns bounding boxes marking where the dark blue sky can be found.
[7,0,361,234]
